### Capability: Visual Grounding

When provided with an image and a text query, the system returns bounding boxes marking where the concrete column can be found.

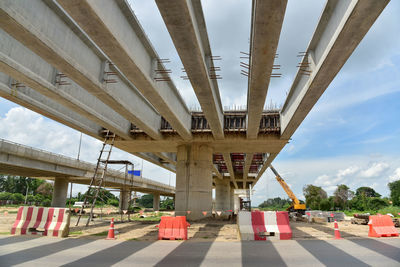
[119,189,131,211]
[230,188,235,212]
[51,177,69,207]
[153,193,160,211]
[175,144,213,220]
[215,179,231,211]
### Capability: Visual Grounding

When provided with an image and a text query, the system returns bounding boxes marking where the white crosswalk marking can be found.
[0,237,60,256]
[200,241,242,267]
[12,239,118,267]
[329,239,400,267]
[112,241,181,266]
[272,240,324,267]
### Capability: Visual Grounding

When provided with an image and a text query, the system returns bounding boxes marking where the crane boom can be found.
[269,165,306,211]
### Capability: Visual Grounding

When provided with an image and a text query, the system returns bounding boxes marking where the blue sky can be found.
[1,0,399,205]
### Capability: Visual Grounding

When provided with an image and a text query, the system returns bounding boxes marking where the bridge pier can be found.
[215,179,231,212]
[119,188,131,212]
[153,193,160,211]
[51,177,69,207]
[175,144,213,220]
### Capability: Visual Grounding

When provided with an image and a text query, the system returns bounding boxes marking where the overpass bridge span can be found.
[0,139,175,209]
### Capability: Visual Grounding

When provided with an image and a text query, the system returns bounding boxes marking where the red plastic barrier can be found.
[276,211,292,240]
[368,215,399,238]
[157,216,190,240]
[251,211,267,240]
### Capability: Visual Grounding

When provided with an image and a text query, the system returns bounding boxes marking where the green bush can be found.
[10,193,24,202]
[34,194,44,203]
[320,199,332,211]
[368,197,389,210]
[377,206,400,217]
[107,199,119,207]
[41,199,51,207]
[26,195,35,202]
[0,192,12,200]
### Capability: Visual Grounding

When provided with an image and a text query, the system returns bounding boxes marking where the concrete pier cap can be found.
[175,144,213,220]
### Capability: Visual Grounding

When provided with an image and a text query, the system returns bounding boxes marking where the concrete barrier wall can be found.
[11,206,70,237]
[238,211,292,241]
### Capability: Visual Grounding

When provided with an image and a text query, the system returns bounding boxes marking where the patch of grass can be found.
[130,216,161,222]
[0,232,10,235]
[128,238,139,241]
[91,231,109,236]
[202,236,209,239]
[69,231,83,235]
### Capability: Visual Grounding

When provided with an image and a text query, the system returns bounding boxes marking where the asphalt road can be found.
[0,236,399,266]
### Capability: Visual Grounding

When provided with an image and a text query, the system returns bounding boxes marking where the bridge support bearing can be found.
[51,177,69,207]
[215,179,231,217]
[119,189,131,212]
[175,144,213,220]
[153,193,160,211]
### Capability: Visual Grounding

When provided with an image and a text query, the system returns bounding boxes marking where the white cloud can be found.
[360,162,389,178]
[389,168,400,183]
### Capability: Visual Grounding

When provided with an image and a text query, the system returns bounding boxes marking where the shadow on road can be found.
[154,223,224,266]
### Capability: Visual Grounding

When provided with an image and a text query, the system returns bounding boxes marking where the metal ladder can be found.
[75,130,115,226]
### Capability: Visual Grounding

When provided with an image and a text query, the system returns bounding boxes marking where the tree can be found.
[160,197,174,210]
[259,197,292,210]
[137,194,153,208]
[388,180,400,206]
[36,182,53,198]
[368,197,388,210]
[334,184,354,210]
[0,175,45,195]
[355,187,381,198]
[320,199,332,211]
[303,185,327,210]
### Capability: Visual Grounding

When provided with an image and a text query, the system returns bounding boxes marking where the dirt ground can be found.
[1,207,398,241]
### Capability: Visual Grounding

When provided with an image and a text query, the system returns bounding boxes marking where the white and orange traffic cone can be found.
[106,218,116,240]
[334,219,342,239]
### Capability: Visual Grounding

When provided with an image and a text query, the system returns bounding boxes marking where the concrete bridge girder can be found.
[57,0,192,141]
[156,0,225,140]
[0,0,163,140]
[280,0,390,139]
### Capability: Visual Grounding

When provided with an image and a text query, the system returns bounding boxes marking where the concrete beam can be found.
[156,0,224,140]
[0,0,163,140]
[280,0,389,139]
[154,152,177,165]
[212,164,223,180]
[0,73,175,173]
[247,0,287,139]
[222,153,238,189]
[242,153,254,188]
[0,30,134,140]
[0,74,103,140]
[57,0,192,140]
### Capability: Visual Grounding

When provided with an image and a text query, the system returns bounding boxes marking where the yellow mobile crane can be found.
[269,165,306,213]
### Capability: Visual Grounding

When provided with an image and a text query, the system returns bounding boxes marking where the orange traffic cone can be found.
[106,218,116,240]
[334,219,342,239]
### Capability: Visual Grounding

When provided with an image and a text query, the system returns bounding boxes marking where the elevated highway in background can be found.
[0,138,175,206]
[0,0,389,219]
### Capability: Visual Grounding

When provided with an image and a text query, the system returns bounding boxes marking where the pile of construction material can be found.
[351,213,400,227]
[306,211,345,223]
